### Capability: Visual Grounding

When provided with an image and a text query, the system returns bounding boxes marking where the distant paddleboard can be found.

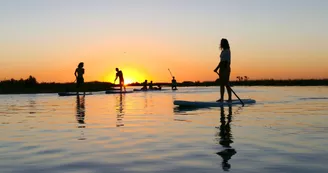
[133,88,169,92]
[58,92,92,96]
[105,90,133,94]
[174,99,256,107]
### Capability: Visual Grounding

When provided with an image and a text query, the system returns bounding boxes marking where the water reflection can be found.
[173,106,211,113]
[143,93,148,109]
[28,98,36,114]
[116,93,125,127]
[76,95,86,140]
[216,106,236,171]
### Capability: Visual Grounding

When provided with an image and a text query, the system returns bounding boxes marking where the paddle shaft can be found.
[216,72,244,106]
[168,68,173,77]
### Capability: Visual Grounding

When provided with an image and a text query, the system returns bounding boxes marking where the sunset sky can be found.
[0,0,327,83]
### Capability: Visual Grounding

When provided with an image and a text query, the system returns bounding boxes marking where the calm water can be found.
[1,86,328,173]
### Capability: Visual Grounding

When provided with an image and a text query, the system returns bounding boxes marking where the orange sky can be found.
[1,1,327,83]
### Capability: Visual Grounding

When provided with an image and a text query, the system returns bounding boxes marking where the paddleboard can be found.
[174,99,256,107]
[105,90,134,94]
[133,88,169,92]
[58,92,92,96]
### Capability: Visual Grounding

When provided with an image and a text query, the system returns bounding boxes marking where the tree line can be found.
[1,76,327,94]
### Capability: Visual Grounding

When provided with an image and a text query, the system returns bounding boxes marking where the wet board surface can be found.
[105,90,134,94]
[133,88,169,92]
[173,99,256,107]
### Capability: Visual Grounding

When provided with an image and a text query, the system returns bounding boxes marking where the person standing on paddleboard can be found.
[114,68,126,92]
[75,62,85,95]
[171,76,177,90]
[214,38,232,102]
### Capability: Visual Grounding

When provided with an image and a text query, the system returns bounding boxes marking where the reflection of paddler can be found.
[116,93,125,127]
[76,95,85,127]
[216,106,236,171]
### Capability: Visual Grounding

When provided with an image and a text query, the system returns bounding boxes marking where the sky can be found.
[0,0,327,83]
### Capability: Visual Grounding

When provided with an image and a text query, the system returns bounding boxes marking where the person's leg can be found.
[219,84,225,102]
[226,72,231,101]
[217,73,228,102]
[226,85,232,102]
[123,82,126,91]
[76,79,80,95]
[82,78,85,96]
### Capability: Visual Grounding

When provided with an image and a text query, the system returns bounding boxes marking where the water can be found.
[1,86,328,173]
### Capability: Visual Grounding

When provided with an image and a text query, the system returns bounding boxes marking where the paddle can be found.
[215,72,244,106]
[168,68,174,78]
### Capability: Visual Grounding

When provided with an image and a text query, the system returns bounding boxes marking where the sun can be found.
[124,78,134,85]
[103,68,146,84]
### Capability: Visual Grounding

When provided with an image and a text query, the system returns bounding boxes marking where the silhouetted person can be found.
[154,84,162,90]
[171,76,177,90]
[141,80,148,90]
[216,106,236,171]
[114,68,126,92]
[75,62,85,95]
[214,38,232,102]
[149,81,153,90]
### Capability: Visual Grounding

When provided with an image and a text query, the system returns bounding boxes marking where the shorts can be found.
[76,77,84,88]
[219,69,230,85]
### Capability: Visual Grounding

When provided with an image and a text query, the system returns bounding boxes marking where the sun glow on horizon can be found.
[123,78,134,85]
[103,67,148,84]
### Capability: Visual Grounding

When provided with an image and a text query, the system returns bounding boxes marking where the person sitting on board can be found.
[214,38,232,103]
[114,68,126,92]
[171,76,177,90]
[154,84,162,90]
[149,81,153,90]
[74,62,85,95]
[141,80,148,90]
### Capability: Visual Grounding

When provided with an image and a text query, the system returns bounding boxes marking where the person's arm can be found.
[214,63,220,73]
[214,50,230,72]
[74,69,78,77]
[114,74,118,83]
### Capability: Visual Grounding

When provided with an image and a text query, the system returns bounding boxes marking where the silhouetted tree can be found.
[244,76,248,81]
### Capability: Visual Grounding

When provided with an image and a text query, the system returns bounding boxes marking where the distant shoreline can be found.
[131,79,328,87]
[1,78,327,94]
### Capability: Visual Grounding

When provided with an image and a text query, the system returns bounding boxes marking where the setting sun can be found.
[103,67,149,84]
[124,78,134,85]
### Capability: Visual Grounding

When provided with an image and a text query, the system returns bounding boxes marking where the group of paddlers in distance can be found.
[74,38,232,103]
[74,65,178,94]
